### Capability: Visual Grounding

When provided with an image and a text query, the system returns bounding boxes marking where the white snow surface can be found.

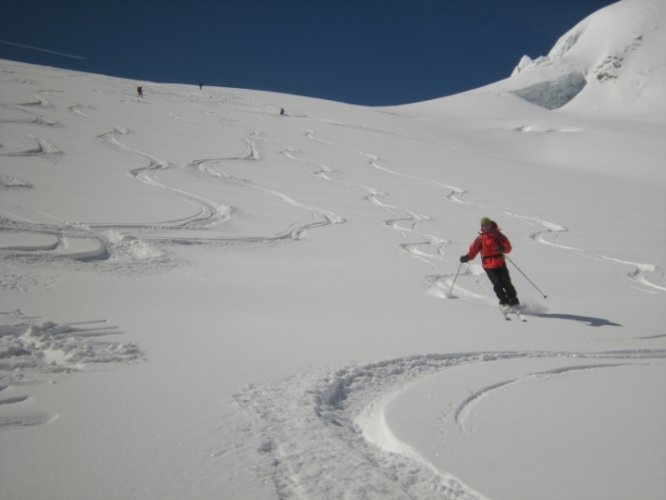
[1,2,665,498]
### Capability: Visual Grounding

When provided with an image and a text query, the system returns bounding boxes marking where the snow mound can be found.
[0,312,143,377]
[0,311,142,430]
[0,174,33,189]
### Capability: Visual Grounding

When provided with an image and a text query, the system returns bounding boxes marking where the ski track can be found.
[97,128,233,232]
[0,100,157,268]
[453,362,632,433]
[355,151,665,299]
[0,88,346,273]
[183,138,345,246]
[282,143,456,278]
[0,133,63,158]
[288,137,494,302]
[359,153,487,300]
[0,215,111,263]
[107,131,233,234]
[0,125,340,271]
[285,141,457,288]
[0,174,33,189]
[100,125,344,247]
[0,102,61,128]
[232,348,666,499]
[6,85,660,295]
[0,311,143,430]
[279,148,338,182]
[499,210,666,295]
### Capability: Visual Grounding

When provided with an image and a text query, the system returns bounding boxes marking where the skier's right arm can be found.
[460,237,481,263]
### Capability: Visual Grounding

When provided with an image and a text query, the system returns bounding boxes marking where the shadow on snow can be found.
[534,312,622,327]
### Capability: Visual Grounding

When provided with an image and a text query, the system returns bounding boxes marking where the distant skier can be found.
[280,107,285,116]
[199,82,203,90]
[137,85,143,97]
[460,217,519,307]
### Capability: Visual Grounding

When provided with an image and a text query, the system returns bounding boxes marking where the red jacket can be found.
[466,222,512,269]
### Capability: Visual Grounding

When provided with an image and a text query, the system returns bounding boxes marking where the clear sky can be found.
[1,0,615,106]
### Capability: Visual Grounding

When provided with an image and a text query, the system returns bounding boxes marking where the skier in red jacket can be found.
[460,217,519,307]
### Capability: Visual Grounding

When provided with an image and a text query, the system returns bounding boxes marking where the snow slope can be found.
[1,1,665,498]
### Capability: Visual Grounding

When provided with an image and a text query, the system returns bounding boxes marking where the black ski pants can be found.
[485,264,518,305]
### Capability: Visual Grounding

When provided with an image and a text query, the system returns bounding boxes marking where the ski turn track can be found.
[501,211,666,296]
[354,150,666,299]
[230,348,665,499]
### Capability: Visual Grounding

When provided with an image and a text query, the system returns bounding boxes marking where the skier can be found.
[460,217,519,308]
[137,85,143,98]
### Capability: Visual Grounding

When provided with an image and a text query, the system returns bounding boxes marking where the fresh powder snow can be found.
[1,1,665,499]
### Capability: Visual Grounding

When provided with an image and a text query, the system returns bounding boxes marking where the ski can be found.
[513,308,528,322]
[500,305,528,322]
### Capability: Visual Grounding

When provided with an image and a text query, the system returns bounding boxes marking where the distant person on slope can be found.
[137,85,143,97]
[460,217,519,308]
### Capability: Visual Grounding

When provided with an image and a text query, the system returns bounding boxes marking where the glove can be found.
[497,245,504,253]
[459,255,469,263]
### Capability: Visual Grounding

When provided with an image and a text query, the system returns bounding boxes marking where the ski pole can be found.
[448,262,464,297]
[505,255,548,299]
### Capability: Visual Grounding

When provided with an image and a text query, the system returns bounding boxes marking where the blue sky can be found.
[1,0,615,106]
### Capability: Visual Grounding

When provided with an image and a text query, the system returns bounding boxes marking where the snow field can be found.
[1,3,666,496]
